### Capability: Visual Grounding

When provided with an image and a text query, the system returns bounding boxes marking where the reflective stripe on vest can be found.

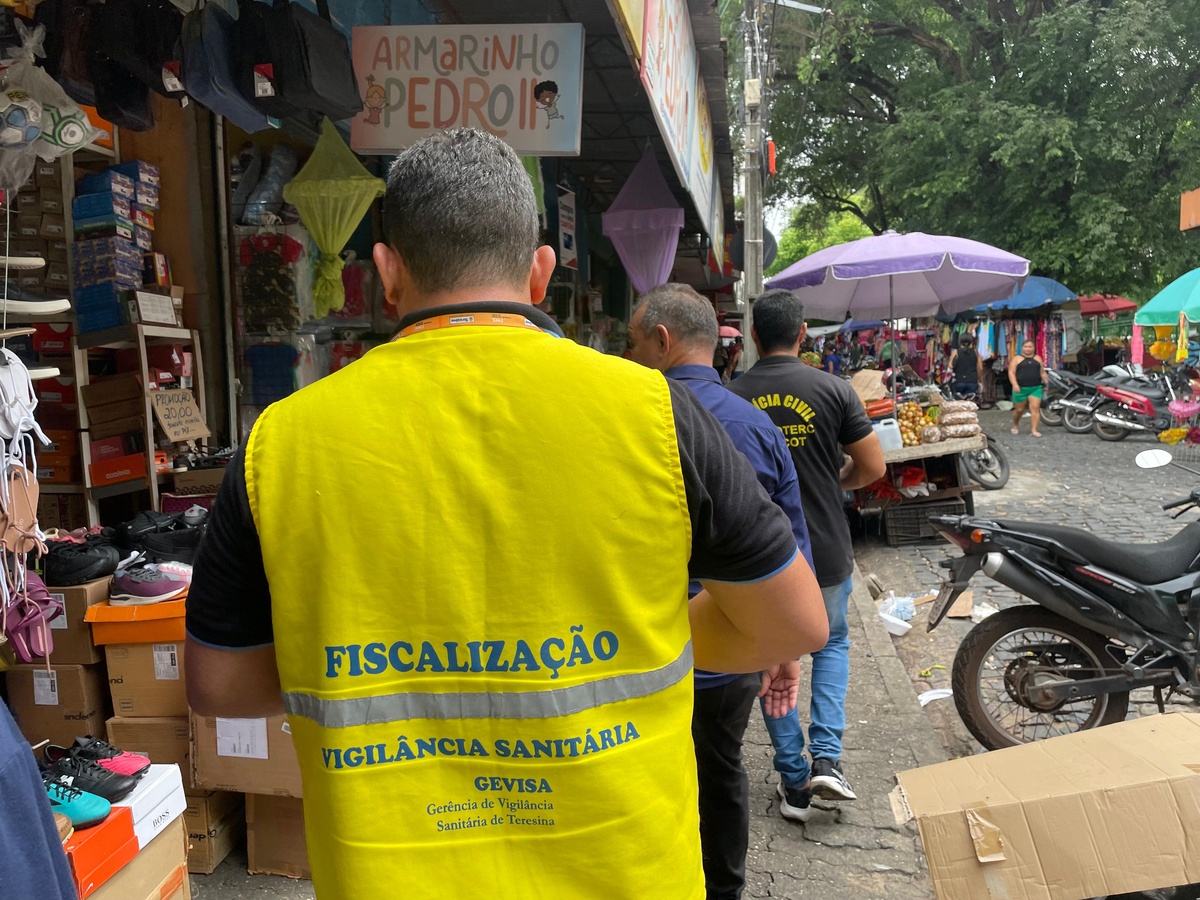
[282,641,694,727]
[247,324,703,900]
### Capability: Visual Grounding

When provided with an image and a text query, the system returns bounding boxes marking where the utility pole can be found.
[742,0,764,369]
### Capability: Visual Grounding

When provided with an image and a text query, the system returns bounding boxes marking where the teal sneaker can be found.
[43,773,110,829]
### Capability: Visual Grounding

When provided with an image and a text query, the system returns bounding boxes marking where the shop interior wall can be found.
[118,97,229,445]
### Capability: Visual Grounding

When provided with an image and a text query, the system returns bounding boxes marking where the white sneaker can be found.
[777,782,813,823]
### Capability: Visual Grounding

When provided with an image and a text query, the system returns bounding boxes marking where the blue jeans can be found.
[761,575,853,788]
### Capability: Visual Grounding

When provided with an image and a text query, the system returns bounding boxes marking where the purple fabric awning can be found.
[602,148,684,294]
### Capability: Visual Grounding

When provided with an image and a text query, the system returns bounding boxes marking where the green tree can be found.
[767,0,1200,299]
[766,202,873,277]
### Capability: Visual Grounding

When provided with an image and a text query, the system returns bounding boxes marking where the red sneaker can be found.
[46,737,152,778]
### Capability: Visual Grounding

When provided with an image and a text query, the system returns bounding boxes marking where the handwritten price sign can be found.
[151,389,210,443]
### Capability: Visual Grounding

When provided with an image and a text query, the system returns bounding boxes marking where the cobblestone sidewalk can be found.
[743,573,944,899]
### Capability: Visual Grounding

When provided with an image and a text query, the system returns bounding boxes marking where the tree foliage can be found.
[766,202,873,277]
[767,0,1200,299]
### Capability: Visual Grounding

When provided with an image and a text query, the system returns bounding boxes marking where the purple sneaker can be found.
[109,567,188,606]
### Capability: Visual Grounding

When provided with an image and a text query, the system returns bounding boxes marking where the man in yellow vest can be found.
[185,128,827,900]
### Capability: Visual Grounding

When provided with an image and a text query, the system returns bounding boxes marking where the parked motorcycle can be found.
[1057,366,1170,434]
[926,447,1200,750]
[1037,368,1071,427]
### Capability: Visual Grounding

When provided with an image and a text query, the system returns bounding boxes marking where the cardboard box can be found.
[65,804,138,899]
[191,713,303,797]
[44,427,81,455]
[38,462,82,484]
[34,322,74,355]
[107,716,191,776]
[36,374,78,411]
[4,663,108,752]
[81,372,143,408]
[90,435,128,464]
[89,452,148,487]
[106,642,187,717]
[894,712,1200,900]
[185,790,244,874]
[36,161,62,189]
[17,211,41,237]
[39,214,66,239]
[173,468,226,496]
[86,599,186,646]
[87,398,146,425]
[247,794,310,879]
[90,814,188,900]
[90,415,146,442]
[38,493,63,530]
[113,763,186,849]
[40,188,64,214]
[45,578,109,665]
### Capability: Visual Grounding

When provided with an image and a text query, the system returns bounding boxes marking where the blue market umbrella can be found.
[975,276,1075,312]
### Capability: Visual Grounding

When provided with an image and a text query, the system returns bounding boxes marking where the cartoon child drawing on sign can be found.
[363,74,386,126]
[534,80,564,128]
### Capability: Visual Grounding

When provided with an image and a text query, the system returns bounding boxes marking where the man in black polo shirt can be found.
[731,289,885,819]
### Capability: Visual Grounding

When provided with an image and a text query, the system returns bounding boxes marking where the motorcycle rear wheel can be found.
[952,606,1130,750]
[963,440,1010,490]
[1061,405,1095,434]
[1092,401,1132,442]
[1039,392,1064,427]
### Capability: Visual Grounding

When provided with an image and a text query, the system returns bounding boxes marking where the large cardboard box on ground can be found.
[90,813,190,900]
[105,641,187,716]
[893,712,1200,900]
[247,793,310,879]
[107,715,190,781]
[45,578,109,665]
[5,662,107,747]
[184,790,244,874]
[190,713,302,797]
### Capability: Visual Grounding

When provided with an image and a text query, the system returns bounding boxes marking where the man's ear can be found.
[799,323,808,345]
[529,245,557,302]
[373,242,405,309]
[654,323,671,353]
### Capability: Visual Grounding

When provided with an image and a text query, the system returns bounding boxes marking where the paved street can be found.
[857,408,1193,758]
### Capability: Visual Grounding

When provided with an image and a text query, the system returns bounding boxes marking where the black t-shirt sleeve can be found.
[667,379,798,583]
[837,379,875,446]
[185,447,274,649]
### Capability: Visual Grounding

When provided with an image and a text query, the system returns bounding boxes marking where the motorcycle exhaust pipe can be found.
[1092,412,1149,431]
[981,552,1137,644]
[1057,398,1096,411]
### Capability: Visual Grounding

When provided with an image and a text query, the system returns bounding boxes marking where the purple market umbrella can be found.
[767,230,1030,321]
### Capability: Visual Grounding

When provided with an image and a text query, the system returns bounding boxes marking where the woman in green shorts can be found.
[1009,339,1047,437]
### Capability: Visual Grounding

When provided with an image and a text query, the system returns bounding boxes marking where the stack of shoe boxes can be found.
[3,577,111,747]
[4,160,71,292]
[72,161,166,334]
[81,372,148,486]
[191,712,310,878]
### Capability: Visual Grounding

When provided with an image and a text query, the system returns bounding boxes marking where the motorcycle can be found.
[1037,369,1071,427]
[1057,366,1172,435]
[1091,370,1190,442]
[926,447,1200,750]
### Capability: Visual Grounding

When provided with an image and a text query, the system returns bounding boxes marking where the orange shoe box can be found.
[65,804,139,899]
[88,453,147,487]
[85,599,186,646]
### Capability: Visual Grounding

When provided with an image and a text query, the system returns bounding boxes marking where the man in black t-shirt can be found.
[731,289,885,818]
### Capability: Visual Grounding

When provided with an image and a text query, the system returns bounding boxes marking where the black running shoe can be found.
[116,511,182,551]
[44,542,121,587]
[141,525,206,564]
[43,753,138,802]
[777,782,813,823]
[809,758,857,801]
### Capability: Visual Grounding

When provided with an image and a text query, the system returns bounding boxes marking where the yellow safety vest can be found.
[245,317,702,899]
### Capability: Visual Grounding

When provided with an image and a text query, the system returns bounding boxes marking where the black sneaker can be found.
[44,541,121,586]
[777,782,813,823]
[116,511,182,551]
[810,758,857,801]
[43,753,138,802]
[141,525,206,564]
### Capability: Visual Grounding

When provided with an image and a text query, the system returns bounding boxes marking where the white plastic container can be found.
[879,611,912,636]
[873,418,903,452]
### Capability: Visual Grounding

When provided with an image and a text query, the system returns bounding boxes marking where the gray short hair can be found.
[634,283,719,352]
[383,129,539,294]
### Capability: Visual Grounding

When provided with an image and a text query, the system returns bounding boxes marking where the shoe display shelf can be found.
[73,324,207,521]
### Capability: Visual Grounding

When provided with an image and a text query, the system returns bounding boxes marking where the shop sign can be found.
[350,24,584,156]
[558,187,578,270]
[609,0,645,61]
[641,0,722,243]
[151,389,210,442]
